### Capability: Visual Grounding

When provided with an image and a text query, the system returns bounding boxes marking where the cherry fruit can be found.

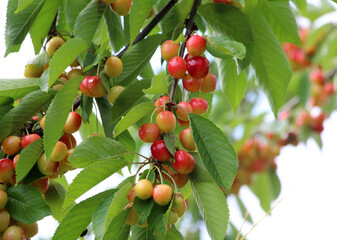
[46,36,65,56]
[168,57,187,79]
[186,35,206,57]
[104,56,123,78]
[154,96,169,114]
[21,134,41,149]
[24,64,43,78]
[0,190,7,209]
[176,102,192,121]
[182,74,202,92]
[1,136,21,155]
[161,40,179,61]
[138,123,161,143]
[30,177,50,194]
[37,153,59,176]
[63,112,82,134]
[49,141,68,162]
[111,0,132,16]
[59,133,77,149]
[186,56,209,79]
[151,140,172,162]
[0,159,14,182]
[173,150,195,174]
[152,184,173,206]
[0,209,10,232]
[15,221,38,238]
[200,73,217,93]
[156,111,176,133]
[180,128,196,151]
[108,86,125,104]
[135,179,153,200]
[2,225,26,240]
[190,97,208,115]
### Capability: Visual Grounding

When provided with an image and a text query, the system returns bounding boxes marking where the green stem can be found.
[162,169,178,192]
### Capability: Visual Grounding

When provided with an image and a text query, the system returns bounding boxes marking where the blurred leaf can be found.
[270,169,281,200]
[250,172,273,212]
[235,196,253,224]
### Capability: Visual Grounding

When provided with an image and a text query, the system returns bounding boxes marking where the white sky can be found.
[1,1,337,239]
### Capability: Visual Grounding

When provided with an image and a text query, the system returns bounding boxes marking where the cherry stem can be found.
[153,165,164,185]
[162,169,178,192]
[134,161,151,183]
[25,127,29,135]
[169,0,201,102]
[68,134,73,149]
[145,165,152,180]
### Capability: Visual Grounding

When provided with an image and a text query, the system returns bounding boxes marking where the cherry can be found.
[63,112,82,134]
[182,74,202,92]
[125,202,139,225]
[70,59,80,68]
[177,118,189,128]
[186,56,209,79]
[0,182,7,192]
[212,0,232,3]
[49,141,68,162]
[32,115,39,121]
[154,96,169,114]
[134,179,153,200]
[30,177,50,194]
[138,123,161,143]
[172,192,184,208]
[87,75,107,97]
[15,221,38,238]
[156,111,176,133]
[167,211,179,225]
[324,82,334,95]
[104,56,123,78]
[161,40,180,61]
[0,209,10,232]
[23,64,44,78]
[108,86,125,104]
[295,111,311,127]
[0,190,7,209]
[21,134,41,149]
[151,140,172,162]
[37,153,59,176]
[176,102,192,121]
[310,68,325,85]
[59,133,77,149]
[0,159,14,182]
[1,136,21,155]
[111,0,132,16]
[80,77,93,97]
[46,36,65,56]
[186,35,206,57]
[180,128,196,151]
[173,150,195,174]
[127,187,135,202]
[172,199,186,217]
[2,225,26,240]
[200,73,217,93]
[190,97,208,115]
[167,57,187,79]
[67,68,83,80]
[184,53,192,62]
[152,184,173,206]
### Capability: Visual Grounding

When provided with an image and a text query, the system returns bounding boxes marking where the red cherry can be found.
[167,57,186,79]
[80,77,93,97]
[1,136,21,155]
[156,111,176,133]
[127,187,135,202]
[13,154,19,170]
[162,166,189,188]
[138,123,161,143]
[161,40,180,61]
[21,134,41,149]
[182,74,202,92]
[184,53,192,62]
[176,102,192,121]
[151,140,172,162]
[310,68,325,85]
[190,97,208,115]
[186,56,209,79]
[200,73,217,93]
[186,35,206,57]
[63,112,82,134]
[212,0,232,3]
[324,82,334,95]
[173,150,195,174]
[180,128,196,151]
[177,118,189,128]
[37,153,59,176]
[87,75,107,97]
[0,159,14,182]
[30,177,50,194]
[152,184,173,206]
[154,96,169,114]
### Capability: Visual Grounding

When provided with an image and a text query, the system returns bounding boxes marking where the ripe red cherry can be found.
[87,75,107,97]
[0,159,14,182]
[182,74,202,92]
[156,111,176,133]
[152,184,173,206]
[184,53,192,62]
[13,154,19,170]
[324,82,334,95]
[186,56,210,79]
[37,153,59,176]
[200,73,217,93]
[134,179,153,200]
[154,96,170,114]
[190,97,208,115]
[80,77,93,97]
[177,118,189,128]
[186,35,206,57]
[63,112,82,134]
[167,56,187,79]
[310,68,325,85]
[138,123,161,143]
[162,167,189,188]
[30,177,50,194]
[161,40,180,61]
[59,133,77,149]
[111,0,132,16]
[180,128,196,151]
[1,135,21,155]
[176,102,192,121]
[49,141,68,162]
[21,134,41,149]
[151,140,172,162]
[173,150,195,174]
[212,0,232,3]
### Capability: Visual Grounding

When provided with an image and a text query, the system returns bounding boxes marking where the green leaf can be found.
[74,1,107,46]
[248,9,292,115]
[102,208,131,240]
[45,180,75,222]
[0,90,54,142]
[56,0,70,32]
[44,76,84,161]
[80,94,93,123]
[64,158,128,208]
[190,114,238,193]
[0,106,13,121]
[48,38,87,88]
[129,0,153,45]
[116,34,164,86]
[163,132,176,156]
[133,197,155,225]
[15,0,35,13]
[96,97,115,137]
[148,201,172,238]
[139,170,156,184]
[216,58,247,113]
[189,153,229,240]
[111,79,151,125]
[16,138,43,183]
[270,169,281,200]
[5,0,45,56]
[116,130,136,165]
[104,8,124,53]
[143,72,169,95]
[235,196,253,224]
[79,111,105,140]
[30,0,61,54]
[65,0,91,31]
[130,225,155,240]
[27,52,50,66]
[7,184,52,224]
[259,0,301,46]
[164,225,184,240]
[114,102,154,137]
[249,172,273,212]
[0,78,39,100]
[52,189,114,240]
[205,35,246,59]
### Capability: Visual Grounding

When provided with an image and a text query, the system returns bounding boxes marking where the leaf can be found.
[52,189,114,240]
[143,72,169,95]
[74,1,107,46]
[15,0,35,13]
[249,172,273,212]
[104,8,124,53]
[129,0,153,45]
[235,196,253,224]
[102,209,131,240]
[27,52,50,66]
[189,153,229,240]
[64,158,127,208]
[5,0,45,56]
[65,0,91,31]
[205,35,246,59]
[148,201,172,238]
[96,97,115,137]
[78,111,105,140]
[114,102,154,137]
[248,9,292,115]
[0,90,54,142]
[216,58,247,113]
[259,0,301,46]
[133,197,155,225]
[111,79,152,125]
[270,169,281,200]
[44,76,83,161]
[48,38,87,88]
[7,184,52,224]
[0,78,39,100]
[130,225,155,240]
[163,132,176,156]
[190,114,238,193]
[56,0,70,32]
[164,225,184,240]
[80,94,93,123]
[116,130,136,165]
[16,138,43,183]
[115,34,164,86]
[30,0,61,54]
